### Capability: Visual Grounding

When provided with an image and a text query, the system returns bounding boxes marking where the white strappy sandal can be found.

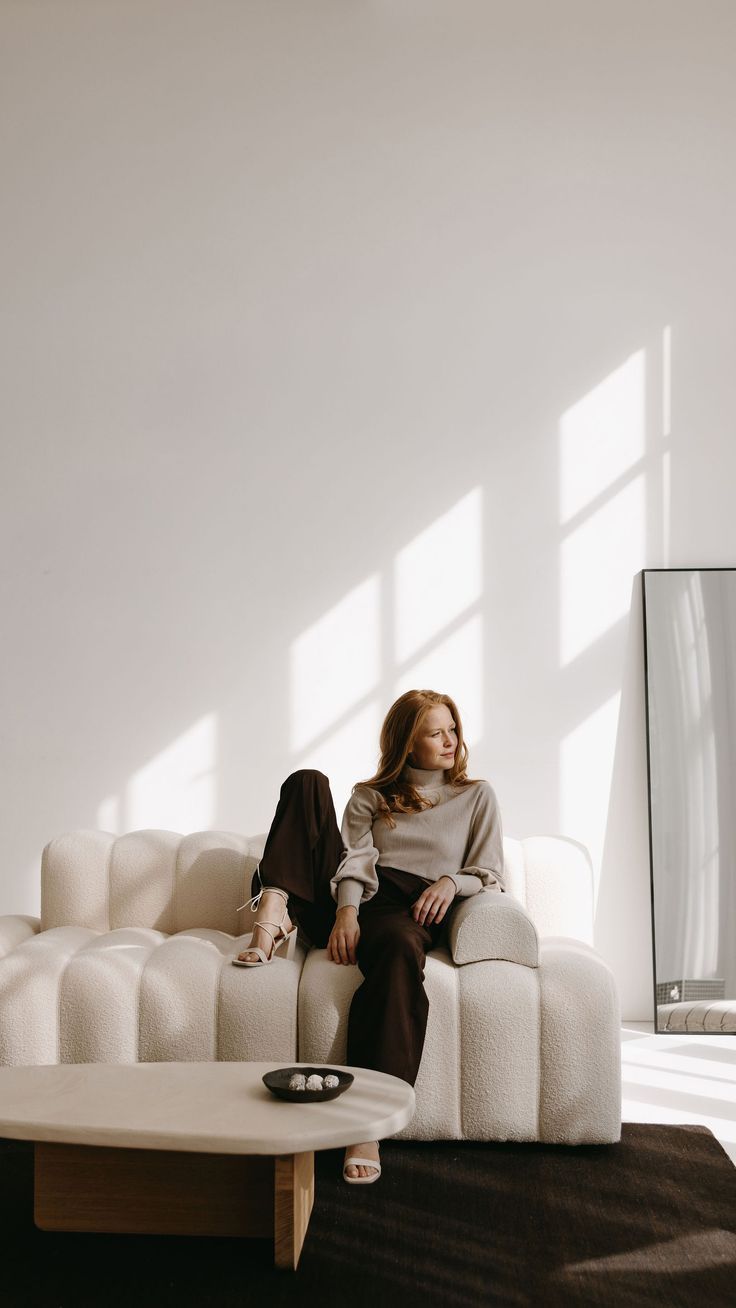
[343,1147,381,1184]
[232,867,298,967]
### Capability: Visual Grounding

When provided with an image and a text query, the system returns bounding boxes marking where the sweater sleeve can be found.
[329,785,381,911]
[448,781,505,897]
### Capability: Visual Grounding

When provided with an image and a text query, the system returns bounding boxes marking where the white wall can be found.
[1,0,735,1020]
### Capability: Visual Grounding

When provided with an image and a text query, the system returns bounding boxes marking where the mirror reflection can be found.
[643,568,736,1033]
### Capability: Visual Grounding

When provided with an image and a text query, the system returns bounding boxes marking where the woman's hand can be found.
[328,905,360,964]
[411,875,457,927]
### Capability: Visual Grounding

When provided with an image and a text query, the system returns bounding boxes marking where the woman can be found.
[232,688,505,1183]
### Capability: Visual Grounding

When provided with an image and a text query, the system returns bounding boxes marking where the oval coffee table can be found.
[0,1061,415,1269]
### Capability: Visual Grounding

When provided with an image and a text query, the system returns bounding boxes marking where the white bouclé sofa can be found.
[0,828,622,1144]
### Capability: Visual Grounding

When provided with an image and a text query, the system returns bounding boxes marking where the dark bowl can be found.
[262,1066,354,1103]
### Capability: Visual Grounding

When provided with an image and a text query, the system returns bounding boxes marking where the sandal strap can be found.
[240,946,270,964]
[252,921,291,942]
[236,861,289,915]
[241,919,293,960]
[252,923,279,941]
[237,861,293,961]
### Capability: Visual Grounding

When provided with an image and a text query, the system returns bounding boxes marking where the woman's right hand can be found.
[328,905,360,964]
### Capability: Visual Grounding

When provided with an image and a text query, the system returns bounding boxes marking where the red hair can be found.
[353,689,479,829]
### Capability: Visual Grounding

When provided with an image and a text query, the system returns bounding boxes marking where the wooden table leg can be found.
[34,1143,273,1237]
[34,1141,316,1269]
[273,1151,314,1270]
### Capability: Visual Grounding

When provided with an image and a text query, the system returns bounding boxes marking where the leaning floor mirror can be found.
[643,568,736,1033]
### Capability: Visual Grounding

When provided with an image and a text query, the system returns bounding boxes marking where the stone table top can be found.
[0,1061,416,1154]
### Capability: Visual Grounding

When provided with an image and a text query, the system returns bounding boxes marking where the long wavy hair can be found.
[353,689,480,829]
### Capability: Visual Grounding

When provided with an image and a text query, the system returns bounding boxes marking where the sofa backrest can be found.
[40,830,261,937]
[502,834,594,944]
[40,829,595,943]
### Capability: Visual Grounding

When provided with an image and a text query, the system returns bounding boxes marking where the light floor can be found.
[621,1022,736,1166]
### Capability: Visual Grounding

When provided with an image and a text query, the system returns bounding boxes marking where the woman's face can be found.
[408,705,458,771]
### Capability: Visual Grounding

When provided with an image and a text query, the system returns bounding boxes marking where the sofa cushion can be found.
[0,925,306,1065]
[0,915,39,957]
[298,943,464,1139]
[446,890,539,967]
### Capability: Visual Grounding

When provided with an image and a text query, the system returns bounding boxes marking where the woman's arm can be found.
[453,781,505,894]
[329,785,381,910]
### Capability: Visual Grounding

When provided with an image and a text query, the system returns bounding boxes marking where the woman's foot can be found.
[236,888,293,963]
[344,1140,380,1180]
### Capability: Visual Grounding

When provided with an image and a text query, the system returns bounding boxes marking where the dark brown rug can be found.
[1,1124,734,1307]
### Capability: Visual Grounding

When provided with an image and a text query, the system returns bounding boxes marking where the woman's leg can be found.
[343,867,448,1180]
[346,867,447,1086]
[244,769,343,951]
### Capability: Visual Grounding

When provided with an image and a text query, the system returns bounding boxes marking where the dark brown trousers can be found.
[251,768,452,1086]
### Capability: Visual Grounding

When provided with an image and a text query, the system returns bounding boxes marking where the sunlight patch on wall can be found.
[560,691,621,898]
[393,612,484,749]
[290,574,381,752]
[559,350,645,523]
[560,477,645,666]
[298,698,384,819]
[394,488,482,664]
[558,349,646,666]
[289,486,484,797]
[125,712,217,832]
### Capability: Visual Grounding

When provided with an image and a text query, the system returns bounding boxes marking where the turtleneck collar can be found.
[403,763,450,789]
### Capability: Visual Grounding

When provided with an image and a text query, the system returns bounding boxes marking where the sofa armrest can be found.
[447,891,539,967]
[0,914,40,958]
[537,936,622,1140]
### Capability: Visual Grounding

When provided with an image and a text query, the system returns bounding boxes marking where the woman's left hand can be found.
[411,876,457,927]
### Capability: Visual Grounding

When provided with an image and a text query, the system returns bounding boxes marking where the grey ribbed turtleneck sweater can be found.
[330,764,505,911]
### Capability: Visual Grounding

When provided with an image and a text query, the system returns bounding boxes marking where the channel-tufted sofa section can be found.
[1,829,305,1068]
[0,827,621,1144]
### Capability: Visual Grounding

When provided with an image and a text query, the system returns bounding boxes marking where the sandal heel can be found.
[280,927,298,961]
